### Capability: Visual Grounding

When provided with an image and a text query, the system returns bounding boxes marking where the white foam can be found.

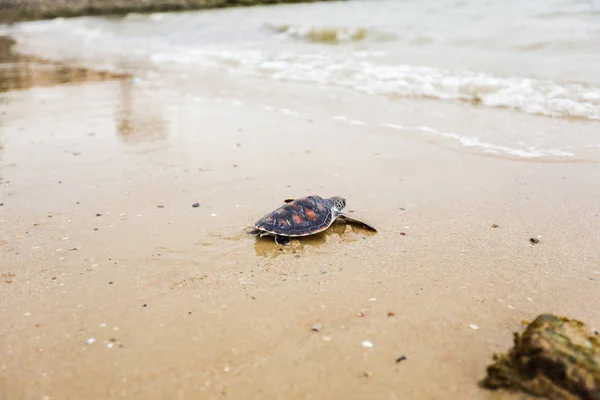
[149,49,600,121]
[380,123,574,158]
[279,108,305,117]
[349,119,367,126]
[150,13,166,21]
[332,115,366,125]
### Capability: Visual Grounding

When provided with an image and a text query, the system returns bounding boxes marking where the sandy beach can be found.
[1,2,600,399]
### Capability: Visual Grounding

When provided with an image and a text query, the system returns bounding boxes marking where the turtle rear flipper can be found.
[339,213,378,232]
[275,235,290,245]
[245,227,261,235]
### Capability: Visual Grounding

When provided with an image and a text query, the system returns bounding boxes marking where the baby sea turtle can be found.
[248,195,377,245]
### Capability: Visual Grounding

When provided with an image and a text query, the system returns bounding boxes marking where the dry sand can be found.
[1,37,600,400]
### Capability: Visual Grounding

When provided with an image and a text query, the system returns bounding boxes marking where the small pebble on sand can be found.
[469,324,479,330]
[368,297,377,302]
[361,340,373,348]
[84,337,95,345]
[192,203,200,208]
[311,323,323,332]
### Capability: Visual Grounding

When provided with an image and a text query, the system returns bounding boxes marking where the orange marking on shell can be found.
[317,203,326,212]
[305,209,317,221]
[292,214,304,225]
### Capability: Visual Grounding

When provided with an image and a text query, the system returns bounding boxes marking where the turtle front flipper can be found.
[338,213,378,232]
[275,235,290,245]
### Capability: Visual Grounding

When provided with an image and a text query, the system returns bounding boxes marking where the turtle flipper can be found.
[275,235,290,245]
[245,227,261,235]
[338,213,378,232]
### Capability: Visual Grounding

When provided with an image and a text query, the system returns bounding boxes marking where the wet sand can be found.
[1,38,600,400]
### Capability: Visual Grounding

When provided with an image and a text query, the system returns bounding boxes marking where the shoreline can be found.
[0,0,344,23]
[1,7,600,400]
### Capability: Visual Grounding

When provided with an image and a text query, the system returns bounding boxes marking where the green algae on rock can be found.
[481,313,600,400]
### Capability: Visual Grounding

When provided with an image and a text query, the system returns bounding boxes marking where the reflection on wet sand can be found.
[0,36,171,155]
[0,36,129,92]
[115,79,170,145]
[252,221,377,257]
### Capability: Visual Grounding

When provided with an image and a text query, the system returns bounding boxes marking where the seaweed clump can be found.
[482,313,600,400]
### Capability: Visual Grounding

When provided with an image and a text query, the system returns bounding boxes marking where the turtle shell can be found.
[254,195,335,237]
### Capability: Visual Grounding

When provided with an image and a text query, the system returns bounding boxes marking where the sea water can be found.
[2,0,600,159]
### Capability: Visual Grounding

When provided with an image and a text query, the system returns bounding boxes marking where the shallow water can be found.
[1,0,600,159]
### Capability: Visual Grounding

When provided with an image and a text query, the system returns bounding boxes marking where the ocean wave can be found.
[7,17,600,121]
[264,23,395,44]
[151,49,600,121]
[380,123,574,158]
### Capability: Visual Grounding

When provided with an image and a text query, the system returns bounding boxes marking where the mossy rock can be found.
[482,313,600,400]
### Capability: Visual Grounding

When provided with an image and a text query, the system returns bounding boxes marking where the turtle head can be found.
[330,196,346,212]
